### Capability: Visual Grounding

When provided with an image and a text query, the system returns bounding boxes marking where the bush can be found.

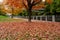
[0,11,6,16]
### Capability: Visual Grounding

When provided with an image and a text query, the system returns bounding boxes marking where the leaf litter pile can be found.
[0,21,60,40]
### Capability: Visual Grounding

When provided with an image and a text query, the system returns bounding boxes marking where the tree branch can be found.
[27,0,31,7]
[22,0,28,9]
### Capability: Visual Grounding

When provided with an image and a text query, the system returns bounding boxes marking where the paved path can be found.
[13,17,49,22]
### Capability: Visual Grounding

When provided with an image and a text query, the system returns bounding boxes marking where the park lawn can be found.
[0,15,25,22]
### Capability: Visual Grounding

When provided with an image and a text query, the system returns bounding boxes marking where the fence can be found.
[13,15,60,22]
[30,15,55,22]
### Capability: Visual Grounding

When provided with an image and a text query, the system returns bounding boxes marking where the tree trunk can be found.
[28,8,32,22]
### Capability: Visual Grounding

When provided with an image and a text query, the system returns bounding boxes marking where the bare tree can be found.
[22,0,42,22]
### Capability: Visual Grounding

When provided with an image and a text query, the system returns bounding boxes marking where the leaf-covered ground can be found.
[0,21,60,40]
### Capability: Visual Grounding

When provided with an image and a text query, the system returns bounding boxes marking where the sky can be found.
[0,0,3,3]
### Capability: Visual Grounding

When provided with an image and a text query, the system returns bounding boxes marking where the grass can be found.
[0,15,24,22]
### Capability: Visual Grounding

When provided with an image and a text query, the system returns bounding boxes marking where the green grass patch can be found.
[0,15,8,18]
[0,15,25,22]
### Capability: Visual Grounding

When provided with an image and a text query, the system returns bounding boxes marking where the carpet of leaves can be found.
[0,21,60,40]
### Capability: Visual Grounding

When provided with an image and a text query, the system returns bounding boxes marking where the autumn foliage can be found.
[3,0,52,20]
[4,0,23,8]
[4,0,52,10]
[3,0,52,14]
